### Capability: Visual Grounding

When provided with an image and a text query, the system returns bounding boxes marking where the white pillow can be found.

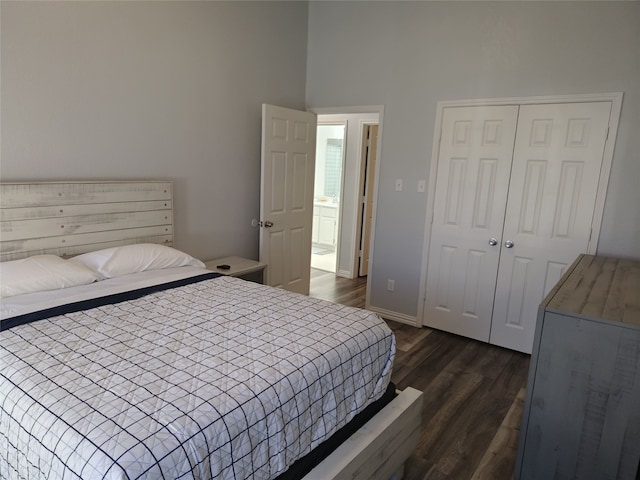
[0,255,98,298]
[70,244,205,279]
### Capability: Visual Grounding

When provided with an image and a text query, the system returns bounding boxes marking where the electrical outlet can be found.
[387,279,395,292]
[395,179,403,192]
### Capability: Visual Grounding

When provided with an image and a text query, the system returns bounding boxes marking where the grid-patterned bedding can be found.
[0,274,395,480]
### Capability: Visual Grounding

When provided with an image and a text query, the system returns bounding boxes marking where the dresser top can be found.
[544,254,640,327]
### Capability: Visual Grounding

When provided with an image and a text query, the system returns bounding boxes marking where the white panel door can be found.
[424,106,519,341]
[261,104,317,294]
[490,102,612,353]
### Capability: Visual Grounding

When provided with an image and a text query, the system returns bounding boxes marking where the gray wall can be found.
[1,1,308,262]
[306,1,640,320]
[2,1,638,322]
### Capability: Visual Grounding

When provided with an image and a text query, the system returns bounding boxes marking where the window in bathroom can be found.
[324,139,343,199]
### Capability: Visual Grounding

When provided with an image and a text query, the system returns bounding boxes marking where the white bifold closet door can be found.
[424,101,612,353]
[424,105,519,343]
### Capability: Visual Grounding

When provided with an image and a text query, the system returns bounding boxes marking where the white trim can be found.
[310,105,385,116]
[418,92,623,328]
[434,92,623,108]
[368,306,418,328]
[588,93,623,254]
[336,269,351,279]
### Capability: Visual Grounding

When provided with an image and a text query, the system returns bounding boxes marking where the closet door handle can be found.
[504,240,514,248]
[488,238,498,246]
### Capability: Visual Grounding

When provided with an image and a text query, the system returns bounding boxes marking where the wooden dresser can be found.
[516,254,640,480]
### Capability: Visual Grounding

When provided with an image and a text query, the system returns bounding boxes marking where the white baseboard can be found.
[367,306,419,327]
[336,269,353,279]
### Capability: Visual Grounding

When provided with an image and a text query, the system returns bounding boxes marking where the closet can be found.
[423,98,617,353]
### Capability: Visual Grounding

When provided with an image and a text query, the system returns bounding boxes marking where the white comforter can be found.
[0,273,394,480]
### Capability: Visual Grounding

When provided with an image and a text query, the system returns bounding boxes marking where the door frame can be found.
[309,106,385,308]
[418,92,623,327]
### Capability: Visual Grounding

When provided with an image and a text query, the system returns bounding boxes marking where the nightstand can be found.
[204,256,267,284]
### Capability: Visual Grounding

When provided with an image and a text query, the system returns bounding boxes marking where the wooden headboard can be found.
[0,181,173,262]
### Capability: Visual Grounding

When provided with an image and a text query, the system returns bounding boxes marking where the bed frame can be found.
[0,181,174,262]
[0,180,423,480]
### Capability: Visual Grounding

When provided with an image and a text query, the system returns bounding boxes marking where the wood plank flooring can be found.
[309,269,530,480]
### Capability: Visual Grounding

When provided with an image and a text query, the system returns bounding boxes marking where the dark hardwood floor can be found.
[309,269,530,480]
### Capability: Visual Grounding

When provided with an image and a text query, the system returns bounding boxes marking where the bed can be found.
[0,181,422,480]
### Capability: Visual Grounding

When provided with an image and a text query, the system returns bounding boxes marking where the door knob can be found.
[488,238,498,246]
[263,221,274,228]
[504,240,514,248]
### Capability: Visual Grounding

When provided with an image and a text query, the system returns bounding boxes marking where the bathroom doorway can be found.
[310,110,381,281]
[311,123,345,273]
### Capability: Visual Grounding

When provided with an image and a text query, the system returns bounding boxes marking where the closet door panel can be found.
[424,106,518,341]
[490,102,612,353]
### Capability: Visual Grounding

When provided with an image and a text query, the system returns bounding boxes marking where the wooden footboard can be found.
[305,387,423,480]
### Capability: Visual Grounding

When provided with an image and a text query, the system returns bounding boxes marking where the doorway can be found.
[260,104,383,297]
[309,111,381,281]
[311,123,345,273]
[312,111,381,279]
